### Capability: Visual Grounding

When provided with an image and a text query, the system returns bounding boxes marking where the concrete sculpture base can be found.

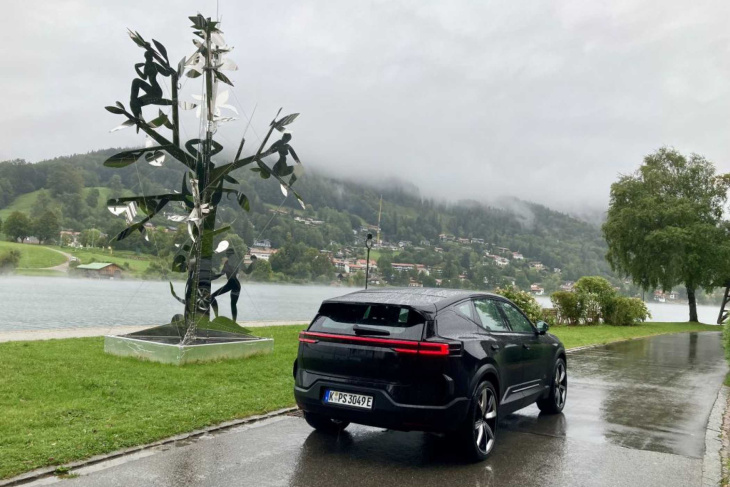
[104,325,273,365]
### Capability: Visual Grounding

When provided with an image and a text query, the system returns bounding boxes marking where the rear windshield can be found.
[310,302,426,340]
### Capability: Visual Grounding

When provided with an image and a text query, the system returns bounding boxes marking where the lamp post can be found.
[365,233,373,289]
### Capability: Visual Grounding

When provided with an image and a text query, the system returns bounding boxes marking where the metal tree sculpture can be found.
[104,15,304,344]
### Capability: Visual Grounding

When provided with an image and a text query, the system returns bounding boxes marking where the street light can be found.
[365,233,373,289]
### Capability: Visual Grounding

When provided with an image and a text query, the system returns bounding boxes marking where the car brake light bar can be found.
[299,331,450,356]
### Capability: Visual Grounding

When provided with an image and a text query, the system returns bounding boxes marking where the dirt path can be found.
[41,247,74,272]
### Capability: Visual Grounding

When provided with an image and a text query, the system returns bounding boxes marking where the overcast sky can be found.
[4,0,730,215]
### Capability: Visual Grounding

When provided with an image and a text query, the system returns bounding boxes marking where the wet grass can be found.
[0,321,719,480]
[0,325,305,480]
[549,321,719,349]
[0,242,67,268]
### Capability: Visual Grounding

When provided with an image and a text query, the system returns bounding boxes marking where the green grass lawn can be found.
[0,321,719,480]
[51,247,154,274]
[0,241,67,268]
[0,325,305,479]
[549,322,718,349]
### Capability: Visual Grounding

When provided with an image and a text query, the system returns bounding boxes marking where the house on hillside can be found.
[530,284,545,296]
[249,247,277,261]
[529,261,545,271]
[60,231,82,248]
[253,239,271,249]
[76,263,123,279]
[512,252,524,260]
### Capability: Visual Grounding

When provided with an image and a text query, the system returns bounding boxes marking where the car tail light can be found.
[299,331,458,357]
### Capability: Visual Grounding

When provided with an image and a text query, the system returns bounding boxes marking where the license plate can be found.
[324,390,373,409]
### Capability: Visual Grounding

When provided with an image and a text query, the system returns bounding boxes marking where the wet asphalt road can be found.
[35,332,727,487]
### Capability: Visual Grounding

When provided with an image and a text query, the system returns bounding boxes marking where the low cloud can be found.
[4,0,730,216]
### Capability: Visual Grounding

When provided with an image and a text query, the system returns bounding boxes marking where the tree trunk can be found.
[686,286,698,323]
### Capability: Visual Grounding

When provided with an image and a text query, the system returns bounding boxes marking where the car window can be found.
[499,302,534,333]
[473,299,509,332]
[310,303,426,340]
[454,301,474,321]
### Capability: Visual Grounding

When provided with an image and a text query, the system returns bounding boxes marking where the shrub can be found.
[551,291,584,325]
[495,285,544,324]
[0,249,21,273]
[574,276,617,322]
[724,320,730,362]
[604,296,651,326]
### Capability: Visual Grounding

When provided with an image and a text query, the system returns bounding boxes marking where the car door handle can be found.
[490,344,500,351]
[523,344,530,350]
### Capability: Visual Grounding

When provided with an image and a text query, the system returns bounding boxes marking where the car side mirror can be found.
[536,321,549,335]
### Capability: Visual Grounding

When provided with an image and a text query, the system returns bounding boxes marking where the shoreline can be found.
[0,320,310,343]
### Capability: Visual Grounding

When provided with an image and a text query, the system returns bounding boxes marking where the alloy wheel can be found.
[474,386,497,454]
[554,362,567,409]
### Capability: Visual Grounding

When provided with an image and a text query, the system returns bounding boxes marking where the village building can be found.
[512,252,524,260]
[560,281,575,291]
[249,247,277,261]
[60,231,82,248]
[76,262,123,279]
[253,239,271,249]
[529,261,545,270]
[530,283,545,296]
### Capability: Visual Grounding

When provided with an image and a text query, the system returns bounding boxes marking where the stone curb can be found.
[0,406,298,487]
[703,386,729,487]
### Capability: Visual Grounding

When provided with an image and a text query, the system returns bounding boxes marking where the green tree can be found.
[109,175,124,199]
[85,188,100,209]
[250,259,273,282]
[32,210,61,244]
[31,190,52,218]
[4,211,31,242]
[47,163,84,196]
[603,148,730,322]
[79,228,103,248]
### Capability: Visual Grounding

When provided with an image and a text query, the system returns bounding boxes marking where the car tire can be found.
[459,380,499,462]
[303,411,350,434]
[537,358,567,414]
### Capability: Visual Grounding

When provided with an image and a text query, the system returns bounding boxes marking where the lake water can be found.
[0,276,721,332]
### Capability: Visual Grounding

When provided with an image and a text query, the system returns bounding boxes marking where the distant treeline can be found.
[0,149,618,290]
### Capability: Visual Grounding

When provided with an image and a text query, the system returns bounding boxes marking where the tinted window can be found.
[454,301,474,320]
[310,303,425,340]
[473,299,509,332]
[499,302,534,333]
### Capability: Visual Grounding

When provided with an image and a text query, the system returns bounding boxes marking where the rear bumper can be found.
[294,379,470,432]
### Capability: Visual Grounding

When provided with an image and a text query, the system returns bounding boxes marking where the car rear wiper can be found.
[353,325,391,336]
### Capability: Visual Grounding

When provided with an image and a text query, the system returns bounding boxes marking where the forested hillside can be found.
[0,149,617,291]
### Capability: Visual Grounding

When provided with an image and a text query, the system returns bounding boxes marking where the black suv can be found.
[293,288,567,461]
